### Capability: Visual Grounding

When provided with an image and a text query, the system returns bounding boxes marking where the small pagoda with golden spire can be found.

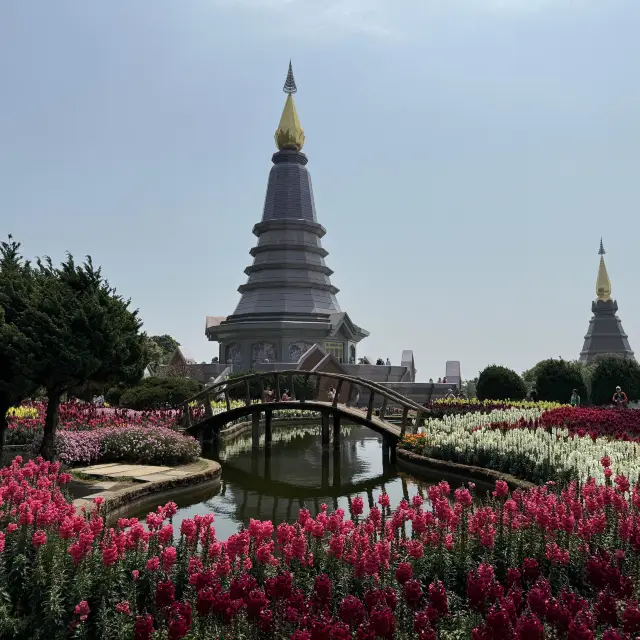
[579,239,634,363]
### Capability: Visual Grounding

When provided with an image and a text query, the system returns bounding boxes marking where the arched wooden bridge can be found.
[182,369,427,456]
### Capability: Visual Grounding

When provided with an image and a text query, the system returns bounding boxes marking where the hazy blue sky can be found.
[2,0,639,381]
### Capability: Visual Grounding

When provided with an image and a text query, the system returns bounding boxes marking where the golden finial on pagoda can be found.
[596,238,612,302]
[275,61,305,152]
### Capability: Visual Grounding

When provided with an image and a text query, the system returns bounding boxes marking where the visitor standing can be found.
[328,386,336,403]
[437,377,442,383]
[570,389,581,407]
[613,386,628,408]
[262,386,273,403]
[529,388,539,402]
[385,358,391,366]
[281,389,290,401]
[445,388,456,399]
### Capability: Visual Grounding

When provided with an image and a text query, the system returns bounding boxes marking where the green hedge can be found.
[476,365,527,401]
[117,376,201,410]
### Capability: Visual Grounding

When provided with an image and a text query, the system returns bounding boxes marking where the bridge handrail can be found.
[185,369,425,412]
[183,369,429,436]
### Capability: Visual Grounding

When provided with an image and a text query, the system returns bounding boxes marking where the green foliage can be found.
[0,237,37,454]
[149,334,180,364]
[15,250,147,459]
[476,365,527,401]
[118,376,201,410]
[531,359,587,404]
[104,383,127,407]
[590,356,640,405]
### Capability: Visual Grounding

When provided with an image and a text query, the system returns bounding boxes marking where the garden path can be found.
[69,459,217,514]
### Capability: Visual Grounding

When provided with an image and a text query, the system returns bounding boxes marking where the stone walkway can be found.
[70,460,217,513]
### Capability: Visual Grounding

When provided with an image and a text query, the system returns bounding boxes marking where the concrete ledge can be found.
[396,448,535,491]
[73,458,222,517]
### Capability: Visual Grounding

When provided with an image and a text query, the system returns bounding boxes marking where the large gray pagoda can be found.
[206,63,368,370]
[579,239,634,363]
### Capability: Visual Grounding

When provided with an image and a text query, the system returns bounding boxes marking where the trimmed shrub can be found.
[533,359,587,404]
[476,365,527,401]
[118,376,201,410]
[590,356,640,406]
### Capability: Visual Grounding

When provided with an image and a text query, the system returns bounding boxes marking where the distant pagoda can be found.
[206,62,368,369]
[579,239,634,363]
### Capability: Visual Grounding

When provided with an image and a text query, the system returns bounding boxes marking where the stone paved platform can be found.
[70,459,221,515]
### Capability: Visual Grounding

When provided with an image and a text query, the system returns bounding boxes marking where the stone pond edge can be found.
[395,448,536,491]
[72,458,222,516]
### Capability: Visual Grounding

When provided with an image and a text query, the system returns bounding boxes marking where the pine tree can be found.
[0,237,37,456]
[21,253,147,460]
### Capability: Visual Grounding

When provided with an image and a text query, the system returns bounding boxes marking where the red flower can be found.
[403,579,423,609]
[516,613,544,640]
[32,530,47,549]
[395,562,413,585]
[340,595,365,628]
[155,580,176,610]
[314,574,332,604]
[134,614,154,640]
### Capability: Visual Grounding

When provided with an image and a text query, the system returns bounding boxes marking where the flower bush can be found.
[2,457,640,639]
[50,426,201,467]
[402,407,640,485]
[5,400,182,447]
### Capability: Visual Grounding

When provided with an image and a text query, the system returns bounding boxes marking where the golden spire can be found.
[596,238,612,302]
[275,61,305,152]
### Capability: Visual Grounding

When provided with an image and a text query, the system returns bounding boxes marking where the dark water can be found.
[120,424,490,540]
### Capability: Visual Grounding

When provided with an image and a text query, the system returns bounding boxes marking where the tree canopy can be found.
[0,238,149,460]
[476,365,527,401]
[0,237,37,451]
[529,359,587,404]
[590,357,640,406]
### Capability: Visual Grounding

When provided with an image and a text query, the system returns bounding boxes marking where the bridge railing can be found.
[182,370,427,438]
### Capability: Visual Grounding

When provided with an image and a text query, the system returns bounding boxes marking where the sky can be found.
[1,0,640,382]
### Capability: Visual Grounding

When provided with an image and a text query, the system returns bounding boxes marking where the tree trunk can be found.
[0,404,9,464]
[40,388,62,461]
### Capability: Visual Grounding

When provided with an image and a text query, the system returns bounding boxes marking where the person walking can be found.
[570,389,581,407]
[613,386,628,408]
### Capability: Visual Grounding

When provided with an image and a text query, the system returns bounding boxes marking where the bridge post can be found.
[367,487,374,509]
[333,380,344,407]
[321,411,330,446]
[389,441,397,464]
[414,410,422,432]
[400,406,410,437]
[332,449,341,487]
[252,410,260,449]
[245,380,252,406]
[380,397,388,420]
[321,449,329,488]
[182,403,192,429]
[382,438,390,469]
[264,446,272,481]
[366,390,375,421]
[203,395,213,420]
[265,409,273,444]
[332,413,341,450]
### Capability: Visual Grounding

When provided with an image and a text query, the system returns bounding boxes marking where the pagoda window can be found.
[325,341,344,363]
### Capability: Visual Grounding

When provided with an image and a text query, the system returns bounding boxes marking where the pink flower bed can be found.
[2,457,640,638]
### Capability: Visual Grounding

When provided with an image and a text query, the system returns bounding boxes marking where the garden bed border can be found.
[396,448,535,491]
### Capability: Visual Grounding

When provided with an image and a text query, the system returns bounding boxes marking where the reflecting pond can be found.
[119,423,491,540]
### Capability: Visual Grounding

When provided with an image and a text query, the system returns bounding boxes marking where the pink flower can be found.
[32,530,47,549]
[161,546,177,572]
[378,493,390,508]
[116,601,131,615]
[146,556,160,572]
[74,600,90,622]
[351,497,364,517]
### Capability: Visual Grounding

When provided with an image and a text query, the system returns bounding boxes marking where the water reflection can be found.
[118,424,491,540]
